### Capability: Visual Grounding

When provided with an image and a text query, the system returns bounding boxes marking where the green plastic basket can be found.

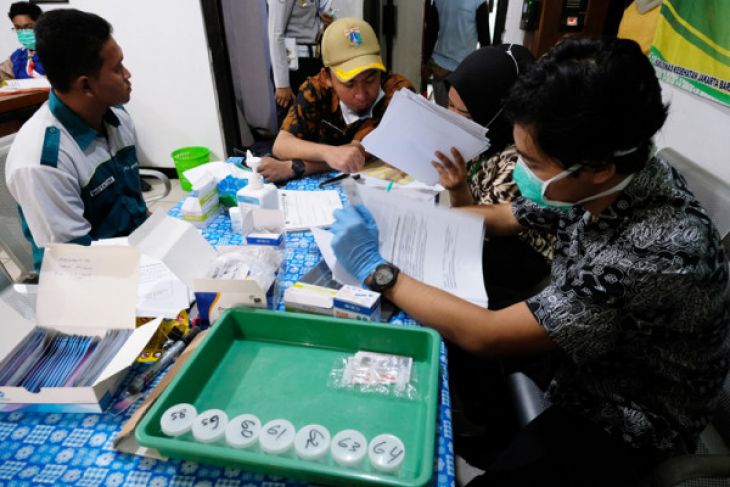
[136,308,441,487]
[171,146,210,191]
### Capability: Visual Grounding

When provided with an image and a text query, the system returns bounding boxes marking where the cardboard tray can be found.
[136,308,440,486]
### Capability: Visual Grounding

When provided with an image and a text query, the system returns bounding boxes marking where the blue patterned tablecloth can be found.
[0,172,455,487]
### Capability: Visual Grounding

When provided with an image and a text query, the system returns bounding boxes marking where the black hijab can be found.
[446,44,535,158]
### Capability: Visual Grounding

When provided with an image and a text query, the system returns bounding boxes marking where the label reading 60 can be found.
[225,414,261,449]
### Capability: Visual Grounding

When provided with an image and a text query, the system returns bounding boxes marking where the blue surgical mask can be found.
[513,158,635,210]
[16,29,36,51]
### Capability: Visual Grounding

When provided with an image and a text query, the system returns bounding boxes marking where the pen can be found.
[319,173,361,188]
[322,119,346,135]
[125,327,201,396]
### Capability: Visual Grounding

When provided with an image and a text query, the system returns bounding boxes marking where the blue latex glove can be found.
[330,204,386,284]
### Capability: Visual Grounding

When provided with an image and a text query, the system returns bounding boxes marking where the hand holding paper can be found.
[361,89,490,185]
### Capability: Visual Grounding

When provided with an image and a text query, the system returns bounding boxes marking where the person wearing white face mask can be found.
[328,37,730,486]
[0,2,45,81]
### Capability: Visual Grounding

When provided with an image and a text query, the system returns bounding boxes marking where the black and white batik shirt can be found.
[513,156,730,456]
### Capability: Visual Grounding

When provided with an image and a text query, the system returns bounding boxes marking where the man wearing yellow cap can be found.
[259,17,414,183]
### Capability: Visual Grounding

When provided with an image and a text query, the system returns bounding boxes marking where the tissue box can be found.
[182,174,220,228]
[333,285,381,322]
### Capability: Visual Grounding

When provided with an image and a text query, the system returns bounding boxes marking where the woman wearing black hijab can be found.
[432,46,558,467]
[432,44,553,310]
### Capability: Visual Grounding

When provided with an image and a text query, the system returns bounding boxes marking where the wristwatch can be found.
[368,263,400,293]
[291,159,306,179]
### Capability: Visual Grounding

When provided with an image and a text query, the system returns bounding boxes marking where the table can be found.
[0,172,456,487]
[0,90,48,137]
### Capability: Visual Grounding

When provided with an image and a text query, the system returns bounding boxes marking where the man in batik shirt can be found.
[258,17,413,183]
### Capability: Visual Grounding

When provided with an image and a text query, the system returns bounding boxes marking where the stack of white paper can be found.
[361,89,490,186]
[0,78,50,93]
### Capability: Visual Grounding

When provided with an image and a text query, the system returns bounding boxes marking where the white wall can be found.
[501,0,526,45]
[330,0,363,19]
[490,2,730,185]
[656,82,730,185]
[1,0,225,168]
[0,4,16,54]
[390,0,423,89]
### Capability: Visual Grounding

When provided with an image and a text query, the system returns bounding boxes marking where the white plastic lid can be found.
[331,429,368,467]
[160,403,197,437]
[368,433,405,472]
[260,419,296,454]
[294,424,331,461]
[191,409,228,443]
[225,414,261,449]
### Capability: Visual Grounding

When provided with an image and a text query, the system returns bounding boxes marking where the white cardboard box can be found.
[0,244,162,413]
[333,285,381,321]
[129,211,284,324]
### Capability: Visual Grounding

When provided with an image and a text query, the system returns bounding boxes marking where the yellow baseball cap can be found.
[321,17,386,82]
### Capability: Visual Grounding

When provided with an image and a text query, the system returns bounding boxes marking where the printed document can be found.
[361,89,490,186]
[313,186,488,307]
[278,189,343,231]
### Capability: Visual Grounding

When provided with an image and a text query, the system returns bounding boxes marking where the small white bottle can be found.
[236,150,279,211]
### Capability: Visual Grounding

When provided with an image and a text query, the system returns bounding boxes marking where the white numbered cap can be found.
[368,433,405,472]
[331,429,368,467]
[294,424,331,460]
[192,409,228,443]
[260,419,296,454]
[226,414,261,449]
[160,403,197,437]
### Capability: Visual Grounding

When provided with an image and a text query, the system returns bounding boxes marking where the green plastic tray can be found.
[136,308,441,486]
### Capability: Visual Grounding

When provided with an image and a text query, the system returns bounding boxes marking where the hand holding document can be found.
[313,186,488,307]
[361,89,490,186]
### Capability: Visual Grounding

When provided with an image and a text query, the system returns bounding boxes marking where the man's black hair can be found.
[505,37,668,174]
[8,2,42,22]
[35,9,112,93]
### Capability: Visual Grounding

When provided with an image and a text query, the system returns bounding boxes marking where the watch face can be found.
[374,265,395,286]
[292,159,305,178]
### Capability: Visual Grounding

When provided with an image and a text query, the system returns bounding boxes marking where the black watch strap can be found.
[291,159,306,179]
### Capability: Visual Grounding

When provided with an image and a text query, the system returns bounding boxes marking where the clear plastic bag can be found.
[328,351,418,400]
[206,247,282,292]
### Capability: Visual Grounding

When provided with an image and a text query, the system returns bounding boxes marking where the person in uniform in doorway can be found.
[268,0,333,125]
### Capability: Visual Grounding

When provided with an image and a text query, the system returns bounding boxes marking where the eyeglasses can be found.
[505,44,519,76]
[11,26,34,32]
